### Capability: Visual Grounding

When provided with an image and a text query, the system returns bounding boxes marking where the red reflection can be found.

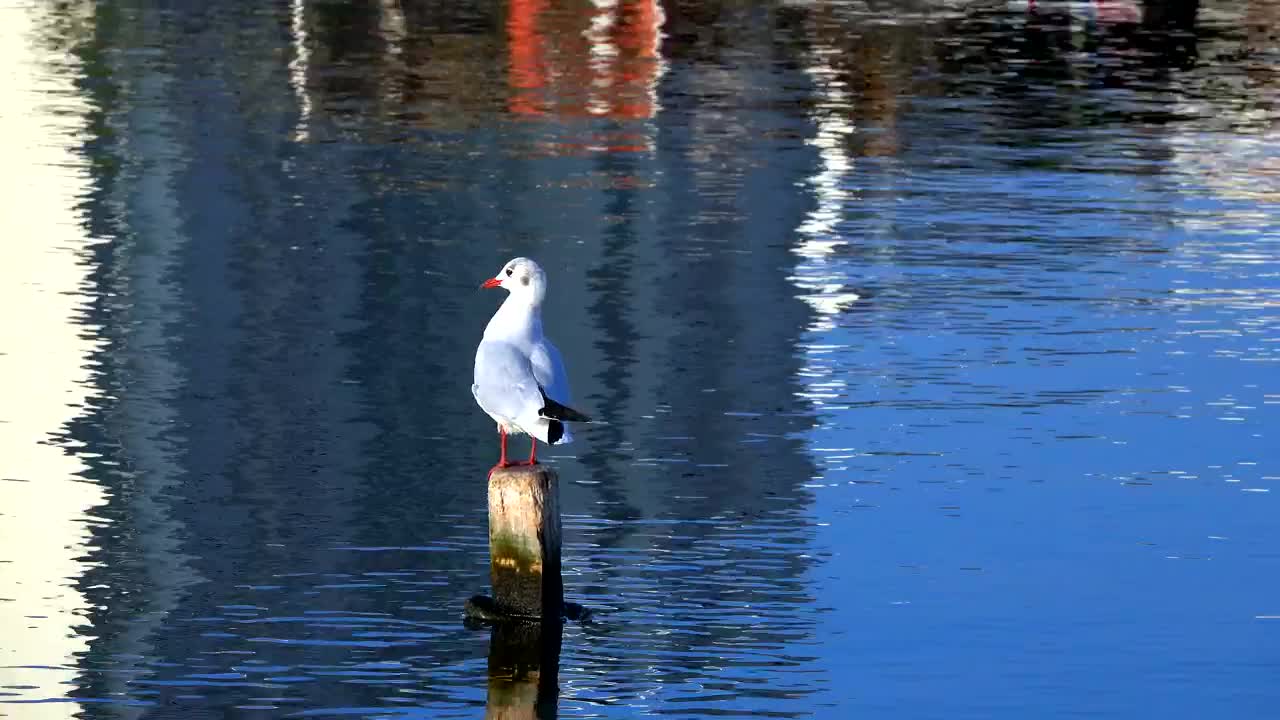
[507,0,547,118]
[507,0,662,123]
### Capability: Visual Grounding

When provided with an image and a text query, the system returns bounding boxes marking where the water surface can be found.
[0,0,1277,718]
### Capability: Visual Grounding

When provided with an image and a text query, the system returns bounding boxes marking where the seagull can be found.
[473,257,590,469]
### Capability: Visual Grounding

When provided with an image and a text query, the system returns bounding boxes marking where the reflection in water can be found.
[789,11,860,329]
[4,1,823,716]
[484,622,561,720]
[508,0,664,120]
[509,0,665,152]
[785,2,1280,713]
[1166,1,1278,204]
[1,0,1278,718]
[0,4,101,717]
[289,0,313,142]
[63,5,207,711]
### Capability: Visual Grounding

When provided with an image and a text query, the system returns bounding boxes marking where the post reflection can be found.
[485,621,563,720]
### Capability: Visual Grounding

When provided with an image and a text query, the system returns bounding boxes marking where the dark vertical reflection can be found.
[579,150,644,524]
[60,5,204,713]
[553,5,825,714]
[47,0,824,715]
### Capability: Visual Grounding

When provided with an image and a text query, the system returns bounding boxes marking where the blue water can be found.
[0,0,1277,718]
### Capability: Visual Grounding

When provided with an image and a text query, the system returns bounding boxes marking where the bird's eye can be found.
[505,268,513,277]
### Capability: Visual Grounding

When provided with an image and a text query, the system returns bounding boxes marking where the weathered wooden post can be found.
[489,465,563,620]
[467,464,563,621]
[466,464,566,720]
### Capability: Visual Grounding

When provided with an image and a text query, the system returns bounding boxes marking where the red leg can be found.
[527,439,538,465]
[498,427,509,468]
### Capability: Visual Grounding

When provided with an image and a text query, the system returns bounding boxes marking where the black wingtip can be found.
[547,419,564,444]
[538,387,591,423]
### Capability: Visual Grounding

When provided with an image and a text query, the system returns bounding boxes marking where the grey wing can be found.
[473,340,545,422]
[529,339,571,404]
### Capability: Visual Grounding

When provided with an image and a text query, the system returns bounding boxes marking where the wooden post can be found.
[485,464,563,621]
[464,465,572,719]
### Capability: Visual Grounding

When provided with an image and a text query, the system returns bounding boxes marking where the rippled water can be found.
[1,0,1277,718]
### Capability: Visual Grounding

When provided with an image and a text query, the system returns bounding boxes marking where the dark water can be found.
[1,0,1278,717]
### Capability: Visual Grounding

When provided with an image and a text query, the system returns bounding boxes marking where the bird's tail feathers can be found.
[537,389,591,423]
[520,415,573,445]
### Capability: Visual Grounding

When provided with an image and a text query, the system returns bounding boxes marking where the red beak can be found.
[480,277,502,289]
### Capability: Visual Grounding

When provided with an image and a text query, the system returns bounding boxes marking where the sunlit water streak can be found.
[0,3,103,717]
[288,0,313,142]
[790,19,860,330]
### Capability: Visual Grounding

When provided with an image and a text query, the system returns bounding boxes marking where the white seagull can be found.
[473,257,590,468]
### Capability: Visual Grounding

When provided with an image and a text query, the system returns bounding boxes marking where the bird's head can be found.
[481,257,547,303]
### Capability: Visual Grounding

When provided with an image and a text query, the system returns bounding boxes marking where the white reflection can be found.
[633,0,668,154]
[0,3,101,717]
[790,26,860,334]
[377,0,407,107]
[1163,0,1279,290]
[587,0,620,117]
[645,0,668,119]
[289,0,312,141]
[1167,128,1280,206]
